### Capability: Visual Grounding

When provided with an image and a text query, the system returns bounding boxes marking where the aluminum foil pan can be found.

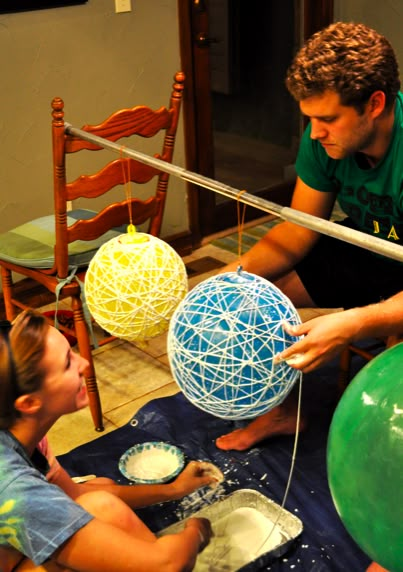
[158,488,303,571]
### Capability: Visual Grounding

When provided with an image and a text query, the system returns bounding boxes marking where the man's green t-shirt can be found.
[295,92,403,246]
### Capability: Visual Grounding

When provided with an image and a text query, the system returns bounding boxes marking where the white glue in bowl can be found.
[119,441,185,483]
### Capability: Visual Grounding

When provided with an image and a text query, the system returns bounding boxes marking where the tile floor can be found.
[48,242,334,456]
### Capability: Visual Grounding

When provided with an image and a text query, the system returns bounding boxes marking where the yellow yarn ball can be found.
[85,232,188,342]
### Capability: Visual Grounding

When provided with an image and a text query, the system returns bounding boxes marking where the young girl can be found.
[0,310,213,571]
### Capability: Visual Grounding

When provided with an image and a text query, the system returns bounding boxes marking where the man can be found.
[215,22,403,452]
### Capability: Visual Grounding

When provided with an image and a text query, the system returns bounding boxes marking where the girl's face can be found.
[38,326,89,418]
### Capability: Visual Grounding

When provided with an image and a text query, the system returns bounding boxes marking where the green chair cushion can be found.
[0,209,126,269]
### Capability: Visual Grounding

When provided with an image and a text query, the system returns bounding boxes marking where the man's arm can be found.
[276,291,403,372]
[222,177,336,279]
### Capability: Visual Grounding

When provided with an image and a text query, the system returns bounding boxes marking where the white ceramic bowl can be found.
[119,441,185,484]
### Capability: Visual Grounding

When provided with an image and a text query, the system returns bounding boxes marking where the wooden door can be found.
[178,0,334,246]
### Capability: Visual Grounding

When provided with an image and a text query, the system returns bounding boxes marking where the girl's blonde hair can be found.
[0,310,49,429]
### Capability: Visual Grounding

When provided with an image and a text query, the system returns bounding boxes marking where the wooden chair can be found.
[0,71,185,431]
[337,334,402,395]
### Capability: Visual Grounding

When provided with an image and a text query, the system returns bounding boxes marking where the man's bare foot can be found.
[215,405,305,451]
[366,563,389,572]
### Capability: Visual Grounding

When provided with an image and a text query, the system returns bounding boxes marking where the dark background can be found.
[0,1,87,14]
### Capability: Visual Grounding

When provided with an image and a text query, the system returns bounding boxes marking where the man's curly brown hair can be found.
[286,22,400,113]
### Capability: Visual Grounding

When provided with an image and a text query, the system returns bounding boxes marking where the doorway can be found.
[178,0,334,245]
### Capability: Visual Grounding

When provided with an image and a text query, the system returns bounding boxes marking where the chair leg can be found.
[338,339,388,398]
[71,295,104,431]
[337,346,352,396]
[386,334,403,348]
[1,267,17,320]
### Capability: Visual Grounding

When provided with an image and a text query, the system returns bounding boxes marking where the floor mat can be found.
[212,203,346,256]
[212,219,281,255]
[59,360,371,571]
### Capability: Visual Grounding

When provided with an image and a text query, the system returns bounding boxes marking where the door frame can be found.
[178,0,334,248]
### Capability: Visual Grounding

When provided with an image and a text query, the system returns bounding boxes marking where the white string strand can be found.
[203,375,302,570]
[168,270,304,568]
[252,372,303,558]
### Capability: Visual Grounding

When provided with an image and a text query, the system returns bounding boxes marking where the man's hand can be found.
[274,311,358,372]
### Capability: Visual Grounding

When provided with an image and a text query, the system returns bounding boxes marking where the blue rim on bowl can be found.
[119,441,185,484]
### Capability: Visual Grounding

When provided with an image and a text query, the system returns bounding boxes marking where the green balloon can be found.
[327,343,403,572]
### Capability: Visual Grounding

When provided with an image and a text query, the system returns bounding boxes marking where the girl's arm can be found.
[52,516,210,572]
[53,460,215,508]
[13,516,212,572]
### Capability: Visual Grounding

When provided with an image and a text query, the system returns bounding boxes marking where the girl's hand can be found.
[185,517,213,552]
[171,461,222,498]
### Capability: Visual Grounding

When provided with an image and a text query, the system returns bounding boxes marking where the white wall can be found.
[1,2,401,240]
[0,0,188,238]
[334,0,402,69]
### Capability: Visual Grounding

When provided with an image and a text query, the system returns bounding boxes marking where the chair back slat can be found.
[65,107,173,153]
[65,158,162,201]
[51,71,185,279]
[66,198,159,243]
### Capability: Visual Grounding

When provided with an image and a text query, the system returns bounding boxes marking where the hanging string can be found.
[206,373,304,569]
[206,190,304,565]
[236,190,247,261]
[251,373,303,558]
[120,146,135,234]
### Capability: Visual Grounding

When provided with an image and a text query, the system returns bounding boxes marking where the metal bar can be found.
[65,123,403,262]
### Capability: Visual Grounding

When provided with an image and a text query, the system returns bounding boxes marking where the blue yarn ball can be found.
[168,270,302,420]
